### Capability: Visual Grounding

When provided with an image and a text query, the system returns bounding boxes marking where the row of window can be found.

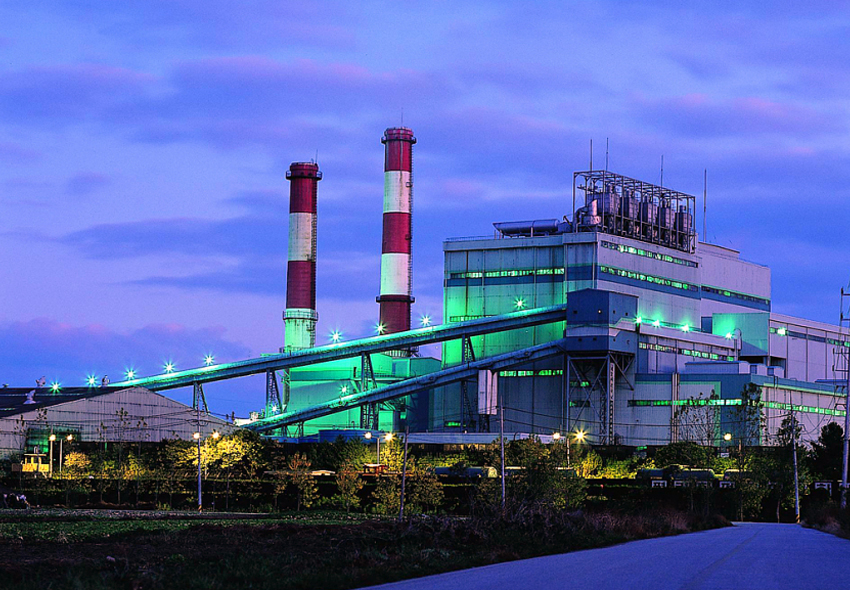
[770,326,850,348]
[499,369,563,377]
[449,267,565,280]
[627,398,845,417]
[702,285,770,307]
[639,341,734,361]
[601,240,698,268]
[599,265,699,292]
[447,315,490,323]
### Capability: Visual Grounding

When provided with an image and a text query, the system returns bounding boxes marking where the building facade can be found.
[435,171,849,446]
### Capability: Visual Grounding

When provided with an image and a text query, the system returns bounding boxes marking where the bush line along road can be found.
[2,423,850,589]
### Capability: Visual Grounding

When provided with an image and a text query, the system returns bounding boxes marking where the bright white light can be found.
[164,362,175,373]
[364,432,372,440]
[552,432,561,440]
[681,324,690,332]
[331,330,342,343]
[421,315,431,327]
[50,382,60,392]
[204,355,215,366]
[652,320,661,328]
[126,369,136,380]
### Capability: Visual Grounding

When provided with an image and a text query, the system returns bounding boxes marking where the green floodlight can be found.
[86,375,97,387]
[515,297,526,310]
[681,324,690,332]
[725,332,733,339]
[635,316,642,325]
[652,319,661,328]
[777,327,787,336]
[340,385,349,395]
[50,382,61,393]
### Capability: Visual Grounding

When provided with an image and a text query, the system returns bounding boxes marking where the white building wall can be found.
[0,387,235,457]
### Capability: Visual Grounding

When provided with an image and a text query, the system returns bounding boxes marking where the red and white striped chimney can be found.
[377,127,416,335]
[284,162,321,351]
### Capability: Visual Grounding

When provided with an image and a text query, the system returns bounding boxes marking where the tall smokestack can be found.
[377,127,416,335]
[284,162,321,351]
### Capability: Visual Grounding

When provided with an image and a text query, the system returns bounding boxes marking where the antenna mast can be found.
[703,169,707,241]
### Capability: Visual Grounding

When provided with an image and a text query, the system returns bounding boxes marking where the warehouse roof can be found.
[0,387,129,419]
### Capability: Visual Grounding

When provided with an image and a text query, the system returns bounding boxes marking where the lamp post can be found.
[194,431,202,511]
[573,429,586,468]
[365,431,377,464]
[59,434,73,475]
[48,434,56,477]
[383,432,393,466]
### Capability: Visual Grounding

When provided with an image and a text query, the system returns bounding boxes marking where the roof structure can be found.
[0,387,128,419]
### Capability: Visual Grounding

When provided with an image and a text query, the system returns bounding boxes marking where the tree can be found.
[409,465,444,514]
[61,451,92,506]
[766,414,809,522]
[673,392,719,446]
[334,463,364,512]
[728,383,765,520]
[576,450,602,478]
[312,437,371,471]
[655,441,712,469]
[811,422,844,481]
[206,430,264,510]
[286,453,318,511]
[371,475,401,515]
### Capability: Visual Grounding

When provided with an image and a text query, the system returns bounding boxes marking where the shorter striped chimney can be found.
[283,162,321,351]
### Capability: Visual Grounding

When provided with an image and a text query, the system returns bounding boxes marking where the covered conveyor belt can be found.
[111,304,567,392]
[246,338,569,432]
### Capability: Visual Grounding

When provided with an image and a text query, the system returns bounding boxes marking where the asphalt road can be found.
[365,523,850,590]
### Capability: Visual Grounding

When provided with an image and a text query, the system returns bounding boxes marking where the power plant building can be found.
[434,170,849,446]
[271,141,847,448]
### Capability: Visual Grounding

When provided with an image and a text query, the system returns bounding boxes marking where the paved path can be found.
[364,523,850,590]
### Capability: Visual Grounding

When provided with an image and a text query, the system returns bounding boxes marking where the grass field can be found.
[0,508,728,590]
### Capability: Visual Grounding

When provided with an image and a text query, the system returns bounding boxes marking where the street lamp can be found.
[193,431,202,511]
[48,434,56,477]
[59,434,73,474]
[724,432,732,442]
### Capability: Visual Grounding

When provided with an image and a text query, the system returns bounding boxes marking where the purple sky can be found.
[2,2,850,417]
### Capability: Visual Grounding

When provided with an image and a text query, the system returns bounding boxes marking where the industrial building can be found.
[0,386,234,458]
[81,129,846,450]
[433,169,849,446]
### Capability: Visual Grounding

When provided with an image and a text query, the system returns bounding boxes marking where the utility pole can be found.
[792,412,800,523]
[841,288,850,509]
[398,426,409,521]
[499,403,506,512]
[196,404,202,512]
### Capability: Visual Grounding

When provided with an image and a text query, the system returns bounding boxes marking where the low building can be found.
[0,386,235,458]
